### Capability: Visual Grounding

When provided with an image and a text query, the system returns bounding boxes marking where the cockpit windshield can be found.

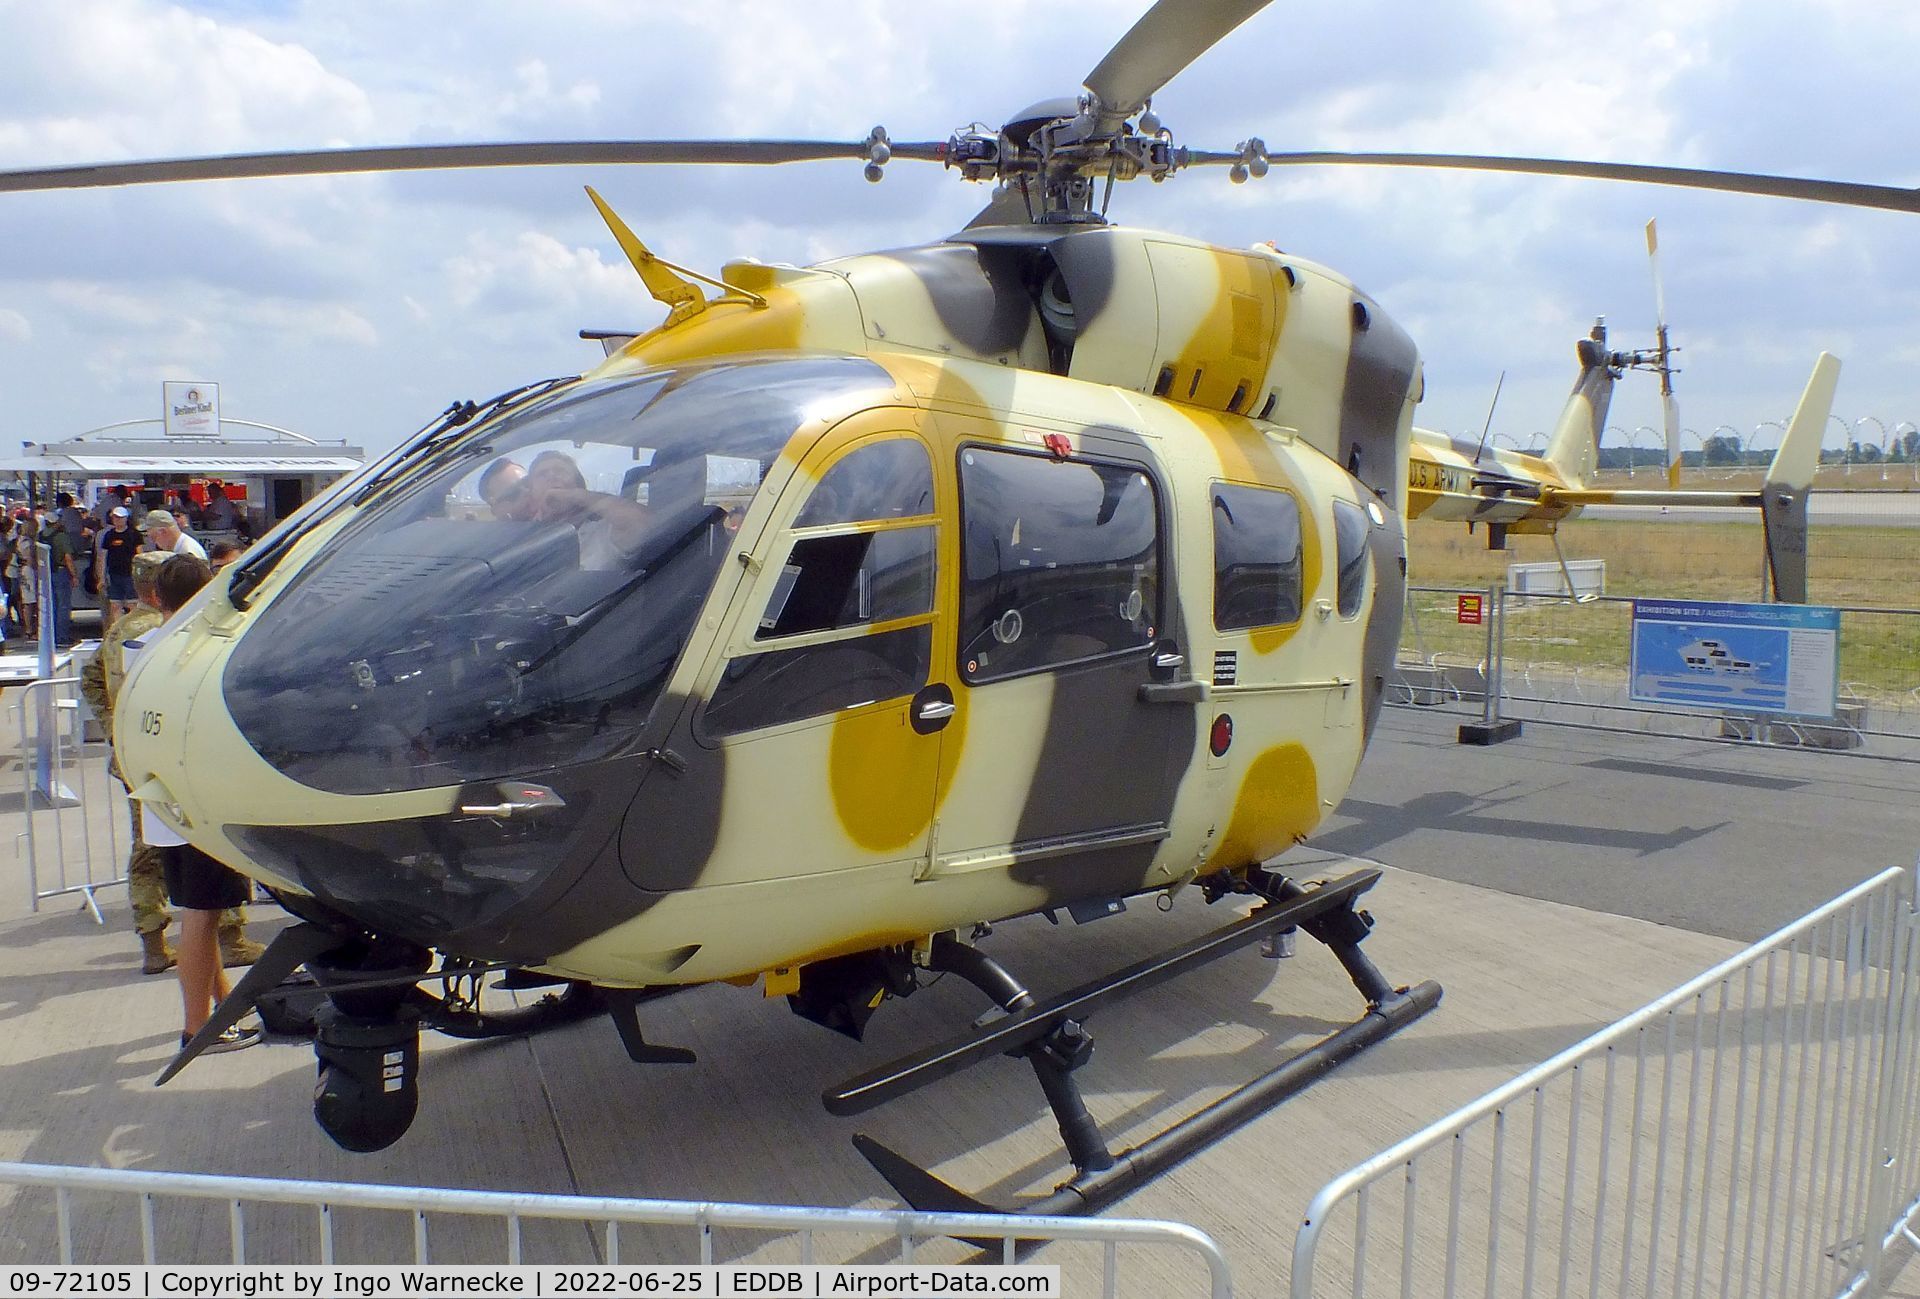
[224,356,892,795]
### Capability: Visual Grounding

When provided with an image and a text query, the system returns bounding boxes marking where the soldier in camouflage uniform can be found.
[81,551,262,974]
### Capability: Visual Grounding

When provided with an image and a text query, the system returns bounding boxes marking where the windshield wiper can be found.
[348,376,575,510]
[228,377,576,611]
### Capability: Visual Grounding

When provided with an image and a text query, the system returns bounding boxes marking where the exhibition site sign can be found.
[162,380,220,438]
[1630,598,1840,718]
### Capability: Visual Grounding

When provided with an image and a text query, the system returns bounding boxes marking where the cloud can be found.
[0,308,31,343]
[0,0,1916,451]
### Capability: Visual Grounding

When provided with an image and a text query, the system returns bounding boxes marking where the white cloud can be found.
[0,0,1916,449]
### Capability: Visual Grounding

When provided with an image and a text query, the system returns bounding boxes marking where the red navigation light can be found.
[1209,714,1233,757]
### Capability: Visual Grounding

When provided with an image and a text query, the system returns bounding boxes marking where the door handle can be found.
[917,700,957,722]
[1153,650,1185,670]
[459,781,566,819]
[909,683,957,734]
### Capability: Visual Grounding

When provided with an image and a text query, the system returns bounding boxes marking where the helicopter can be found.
[1404,317,1838,604]
[8,0,1912,1218]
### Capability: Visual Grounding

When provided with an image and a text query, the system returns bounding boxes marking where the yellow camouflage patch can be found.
[1206,742,1320,871]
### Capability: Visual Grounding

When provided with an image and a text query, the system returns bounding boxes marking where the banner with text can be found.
[1629,598,1839,718]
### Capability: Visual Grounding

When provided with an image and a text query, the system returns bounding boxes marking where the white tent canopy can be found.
[4,418,363,479]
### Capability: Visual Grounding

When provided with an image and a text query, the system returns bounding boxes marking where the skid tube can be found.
[833,867,1443,1218]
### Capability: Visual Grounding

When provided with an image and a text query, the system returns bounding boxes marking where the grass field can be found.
[1404,516,1920,702]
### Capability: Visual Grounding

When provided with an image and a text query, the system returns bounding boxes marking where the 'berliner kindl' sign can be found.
[162,380,220,439]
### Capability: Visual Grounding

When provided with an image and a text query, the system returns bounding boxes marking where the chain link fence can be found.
[1399,506,1920,756]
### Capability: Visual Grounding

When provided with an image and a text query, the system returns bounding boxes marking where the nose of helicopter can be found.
[112,604,628,964]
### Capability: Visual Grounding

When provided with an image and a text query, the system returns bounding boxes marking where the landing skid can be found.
[829,867,1442,1217]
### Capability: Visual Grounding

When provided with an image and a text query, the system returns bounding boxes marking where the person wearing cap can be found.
[83,551,173,971]
[142,509,207,562]
[81,550,261,975]
[96,505,140,635]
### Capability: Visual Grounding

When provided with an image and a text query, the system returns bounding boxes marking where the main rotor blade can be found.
[1258,151,1920,215]
[1084,0,1273,126]
[0,139,948,195]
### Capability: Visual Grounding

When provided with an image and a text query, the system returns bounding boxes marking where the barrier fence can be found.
[0,1162,1233,1298]
[1290,865,1920,1298]
[1395,585,1920,757]
[12,674,128,921]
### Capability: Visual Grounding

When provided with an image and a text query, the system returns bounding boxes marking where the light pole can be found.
[1605,424,1629,478]
[1895,422,1919,484]
[1829,414,1853,479]
[1634,425,1659,481]
[1684,428,1713,479]
[1856,416,1889,482]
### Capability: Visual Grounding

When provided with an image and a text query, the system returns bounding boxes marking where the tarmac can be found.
[0,701,1916,1294]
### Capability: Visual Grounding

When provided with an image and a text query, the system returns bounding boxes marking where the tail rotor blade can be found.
[1663,393,1683,489]
[1646,219,1682,487]
[1645,219,1668,324]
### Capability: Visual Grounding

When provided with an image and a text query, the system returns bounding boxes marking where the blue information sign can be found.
[1629,599,1840,718]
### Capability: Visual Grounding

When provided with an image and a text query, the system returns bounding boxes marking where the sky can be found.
[1,0,1915,463]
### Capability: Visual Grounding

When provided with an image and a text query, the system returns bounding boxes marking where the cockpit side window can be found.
[1332,498,1371,619]
[1212,482,1302,631]
[704,437,937,738]
[956,446,1160,683]
[793,439,933,526]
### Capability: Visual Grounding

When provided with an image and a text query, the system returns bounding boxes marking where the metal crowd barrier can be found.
[0,1162,1233,1298]
[1392,584,1493,715]
[1290,865,1920,1299]
[14,674,128,922]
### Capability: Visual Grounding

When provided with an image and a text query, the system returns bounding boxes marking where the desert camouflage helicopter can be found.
[7,0,1908,1217]
[1405,314,1839,603]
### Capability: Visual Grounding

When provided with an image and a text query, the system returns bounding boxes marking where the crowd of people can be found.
[11,485,276,1054]
[1,481,246,646]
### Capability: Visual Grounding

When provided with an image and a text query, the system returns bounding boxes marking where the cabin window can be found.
[1212,483,1302,630]
[957,446,1160,683]
[1333,498,1371,618]
[705,437,936,737]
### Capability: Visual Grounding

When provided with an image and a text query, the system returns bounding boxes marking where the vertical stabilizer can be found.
[1761,352,1840,603]
[1539,323,1616,489]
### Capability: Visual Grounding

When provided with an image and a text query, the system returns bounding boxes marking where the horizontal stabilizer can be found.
[1545,488,1761,509]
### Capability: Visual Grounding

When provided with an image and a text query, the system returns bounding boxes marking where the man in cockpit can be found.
[518,450,652,569]
[477,457,530,519]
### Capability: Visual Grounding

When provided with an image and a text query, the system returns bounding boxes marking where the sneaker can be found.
[181,1025,261,1055]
